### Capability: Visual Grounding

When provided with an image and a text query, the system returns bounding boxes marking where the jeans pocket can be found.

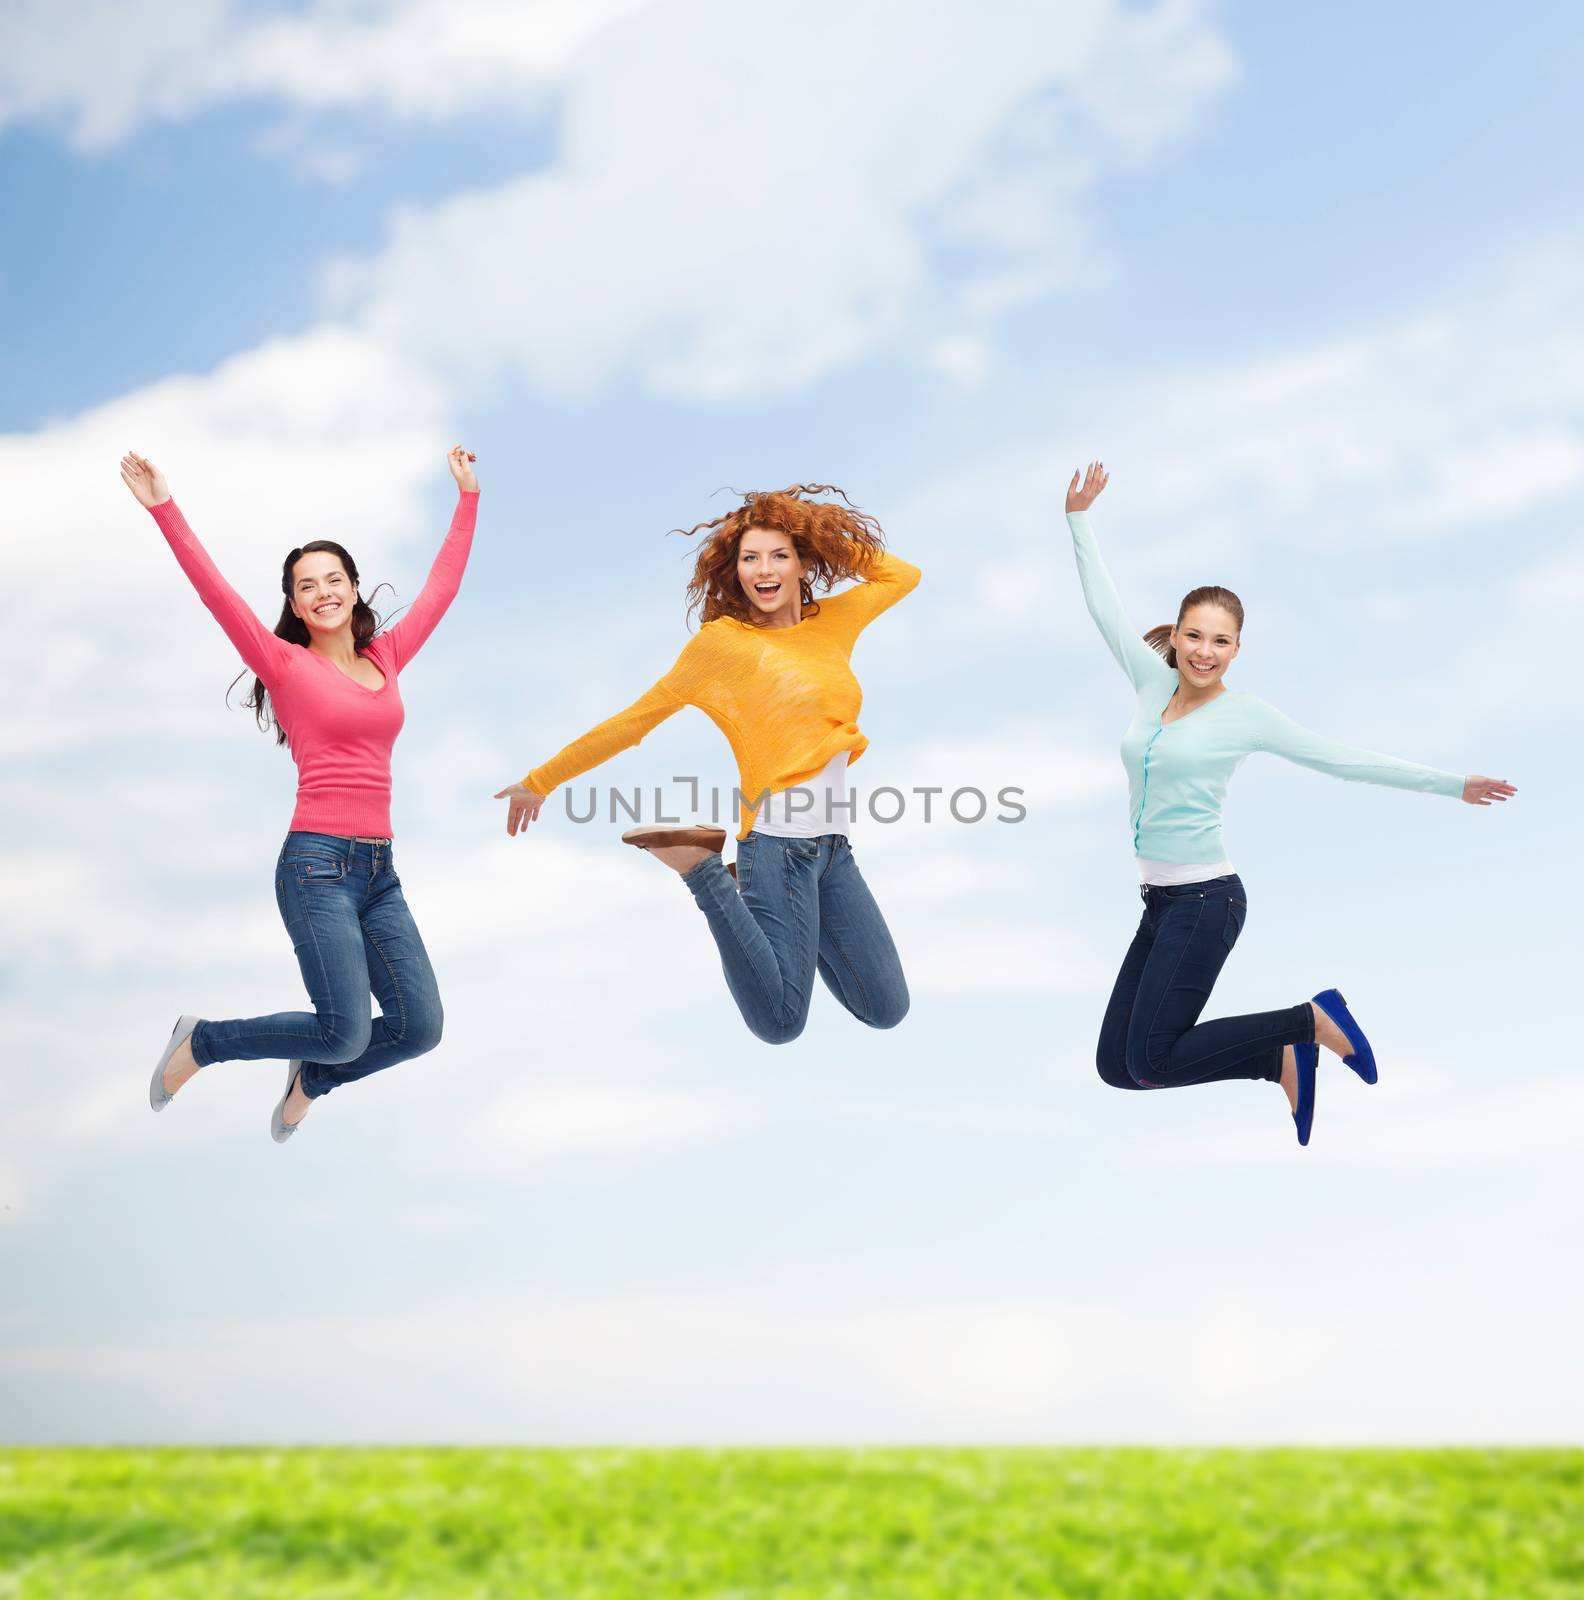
[1222,896,1247,950]
[734,837,755,894]
[289,855,348,884]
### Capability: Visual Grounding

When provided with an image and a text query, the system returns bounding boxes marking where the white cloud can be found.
[7,1286,1581,1442]
[906,250,1584,592]
[891,721,1120,814]
[904,916,1113,998]
[0,0,646,150]
[1124,1070,1584,1172]
[461,1081,754,1163]
[7,4,1236,400]
[925,335,993,389]
[0,324,450,757]
[327,0,1235,398]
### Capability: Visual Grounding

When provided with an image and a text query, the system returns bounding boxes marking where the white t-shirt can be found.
[750,751,855,838]
[1136,855,1237,887]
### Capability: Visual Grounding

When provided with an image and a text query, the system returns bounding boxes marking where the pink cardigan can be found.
[151,490,478,838]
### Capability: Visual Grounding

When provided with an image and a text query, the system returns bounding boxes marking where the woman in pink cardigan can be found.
[121,446,479,1143]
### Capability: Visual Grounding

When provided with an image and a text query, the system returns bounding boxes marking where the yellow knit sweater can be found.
[523,552,922,840]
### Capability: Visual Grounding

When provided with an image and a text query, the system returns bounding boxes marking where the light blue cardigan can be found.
[1067,510,1465,866]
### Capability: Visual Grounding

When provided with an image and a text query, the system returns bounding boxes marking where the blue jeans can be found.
[189,833,444,1099]
[1095,874,1313,1090]
[681,833,909,1044]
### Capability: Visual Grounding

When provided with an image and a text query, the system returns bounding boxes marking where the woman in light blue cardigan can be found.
[1066,462,1514,1145]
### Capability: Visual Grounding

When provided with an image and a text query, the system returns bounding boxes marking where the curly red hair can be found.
[674,484,888,626]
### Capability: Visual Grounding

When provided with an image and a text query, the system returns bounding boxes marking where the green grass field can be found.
[2,1448,1580,1598]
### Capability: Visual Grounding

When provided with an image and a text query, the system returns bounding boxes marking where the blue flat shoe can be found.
[1312,988,1377,1085]
[1292,1042,1318,1146]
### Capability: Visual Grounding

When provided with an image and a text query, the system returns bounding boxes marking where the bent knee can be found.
[319,1018,373,1064]
[864,991,910,1031]
[751,1013,808,1046]
[406,1003,445,1056]
[1095,1051,1141,1091]
[1123,1045,1165,1089]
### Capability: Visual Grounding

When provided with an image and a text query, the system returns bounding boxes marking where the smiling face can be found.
[736,524,806,623]
[1170,601,1241,691]
[288,550,357,638]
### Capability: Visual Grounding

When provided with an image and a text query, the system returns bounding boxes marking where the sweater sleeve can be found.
[1066,510,1175,692]
[523,638,700,797]
[377,490,479,674]
[1248,697,1465,798]
[149,498,292,682]
[814,550,921,638]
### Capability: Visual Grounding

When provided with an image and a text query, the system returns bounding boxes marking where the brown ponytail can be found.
[1145,585,1245,668]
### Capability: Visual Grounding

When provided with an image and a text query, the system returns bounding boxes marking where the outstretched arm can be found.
[1064,461,1175,692]
[1248,698,1509,804]
[121,451,290,682]
[377,446,480,673]
[494,642,699,837]
[816,548,922,637]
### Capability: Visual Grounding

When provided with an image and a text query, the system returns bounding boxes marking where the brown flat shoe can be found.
[620,825,728,852]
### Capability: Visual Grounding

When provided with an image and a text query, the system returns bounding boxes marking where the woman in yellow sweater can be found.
[494,485,919,1043]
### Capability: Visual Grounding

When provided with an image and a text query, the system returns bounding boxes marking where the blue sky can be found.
[2,0,1580,1443]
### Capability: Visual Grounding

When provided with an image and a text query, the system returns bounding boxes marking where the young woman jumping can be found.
[494,485,918,1044]
[1066,461,1514,1144]
[123,446,480,1142]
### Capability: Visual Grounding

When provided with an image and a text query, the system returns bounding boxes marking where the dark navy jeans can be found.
[189,833,444,1098]
[682,832,909,1044]
[1096,873,1313,1090]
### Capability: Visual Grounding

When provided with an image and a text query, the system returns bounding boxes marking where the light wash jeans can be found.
[189,833,443,1099]
[681,832,909,1044]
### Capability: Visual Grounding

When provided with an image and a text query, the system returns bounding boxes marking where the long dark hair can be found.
[230,540,390,745]
[1144,585,1245,669]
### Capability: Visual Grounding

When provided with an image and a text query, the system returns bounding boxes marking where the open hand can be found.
[1462,776,1516,807]
[448,444,479,493]
[1066,460,1109,513]
[120,452,170,508]
[494,781,545,836]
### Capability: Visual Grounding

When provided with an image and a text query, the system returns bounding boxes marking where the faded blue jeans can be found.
[1095,873,1313,1090]
[189,833,444,1099]
[682,832,909,1044]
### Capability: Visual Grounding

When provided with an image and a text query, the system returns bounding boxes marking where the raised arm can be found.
[121,451,290,682]
[1248,698,1467,799]
[815,548,922,638]
[1065,462,1173,692]
[377,447,480,673]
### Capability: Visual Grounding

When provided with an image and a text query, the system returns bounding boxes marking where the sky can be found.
[1,0,1581,1444]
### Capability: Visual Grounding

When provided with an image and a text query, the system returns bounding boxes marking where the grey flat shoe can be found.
[271,1060,306,1144]
[149,1014,201,1112]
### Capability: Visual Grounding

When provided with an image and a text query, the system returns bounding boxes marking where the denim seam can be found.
[1161,1019,1300,1080]
[291,877,338,1098]
[364,924,407,1049]
[769,845,815,1031]
[696,857,788,1026]
[818,915,872,1023]
[1133,895,1206,1083]
[816,845,879,1023]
